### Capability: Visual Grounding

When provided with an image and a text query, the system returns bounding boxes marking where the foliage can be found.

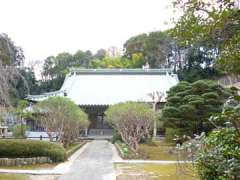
[177,46,221,82]
[15,100,32,119]
[162,80,231,136]
[89,53,145,69]
[40,49,145,92]
[196,128,240,180]
[16,67,40,97]
[0,33,24,66]
[0,34,26,106]
[176,95,240,180]
[217,33,240,74]
[12,124,28,138]
[165,128,182,143]
[171,0,240,74]
[12,100,32,138]
[34,97,89,147]
[41,50,95,92]
[111,131,122,144]
[124,31,172,68]
[106,102,154,152]
[0,139,67,162]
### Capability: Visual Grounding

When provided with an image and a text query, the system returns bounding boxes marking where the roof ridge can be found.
[69,68,174,75]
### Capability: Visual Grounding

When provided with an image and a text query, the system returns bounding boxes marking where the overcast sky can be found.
[0,0,175,64]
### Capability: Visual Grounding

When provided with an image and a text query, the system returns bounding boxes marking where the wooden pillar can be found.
[153,102,157,138]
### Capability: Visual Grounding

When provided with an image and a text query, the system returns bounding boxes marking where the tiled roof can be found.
[26,69,179,105]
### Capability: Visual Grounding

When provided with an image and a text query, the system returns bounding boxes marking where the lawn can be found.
[0,173,28,180]
[116,163,199,180]
[116,140,183,160]
[138,141,178,160]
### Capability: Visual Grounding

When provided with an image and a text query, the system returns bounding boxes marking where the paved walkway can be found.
[0,140,189,179]
[58,140,121,180]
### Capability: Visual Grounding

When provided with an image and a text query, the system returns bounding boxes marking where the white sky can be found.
[0,0,175,64]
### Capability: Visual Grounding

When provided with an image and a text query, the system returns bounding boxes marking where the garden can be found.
[105,80,240,180]
[0,0,239,179]
[0,96,89,174]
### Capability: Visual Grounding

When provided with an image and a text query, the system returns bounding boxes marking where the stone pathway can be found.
[58,140,121,180]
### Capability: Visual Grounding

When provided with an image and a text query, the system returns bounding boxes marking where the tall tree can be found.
[171,0,240,74]
[124,31,172,68]
[162,80,231,136]
[0,34,25,105]
[94,49,107,60]
[177,46,220,82]
[16,68,39,97]
[41,50,95,92]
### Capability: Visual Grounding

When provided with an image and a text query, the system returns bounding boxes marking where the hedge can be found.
[0,139,67,162]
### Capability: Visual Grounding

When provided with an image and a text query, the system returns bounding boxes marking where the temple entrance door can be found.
[80,105,113,138]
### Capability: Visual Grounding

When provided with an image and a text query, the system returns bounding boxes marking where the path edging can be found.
[0,142,91,175]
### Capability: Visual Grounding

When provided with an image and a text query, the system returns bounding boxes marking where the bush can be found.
[162,80,230,136]
[0,139,67,162]
[196,128,240,180]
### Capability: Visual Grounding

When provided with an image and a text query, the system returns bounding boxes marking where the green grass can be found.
[116,163,199,180]
[0,173,28,180]
[116,140,182,160]
[115,141,141,159]
[65,143,79,151]
[0,163,57,170]
[138,141,178,160]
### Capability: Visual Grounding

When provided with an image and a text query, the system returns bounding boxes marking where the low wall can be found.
[0,157,52,166]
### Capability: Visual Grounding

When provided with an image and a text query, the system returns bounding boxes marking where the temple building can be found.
[26,68,179,136]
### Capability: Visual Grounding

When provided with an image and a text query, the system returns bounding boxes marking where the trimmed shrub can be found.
[0,139,67,162]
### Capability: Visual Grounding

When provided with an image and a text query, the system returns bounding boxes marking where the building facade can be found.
[27,69,179,136]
